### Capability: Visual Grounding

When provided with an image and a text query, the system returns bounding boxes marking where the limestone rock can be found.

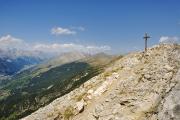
[75,99,85,113]
[157,69,180,120]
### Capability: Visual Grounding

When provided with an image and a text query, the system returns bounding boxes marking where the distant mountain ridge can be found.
[37,51,89,70]
[0,49,87,77]
[0,54,43,76]
[0,48,47,85]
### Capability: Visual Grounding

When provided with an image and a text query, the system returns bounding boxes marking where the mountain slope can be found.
[22,44,180,120]
[37,52,88,70]
[0,53,116,120]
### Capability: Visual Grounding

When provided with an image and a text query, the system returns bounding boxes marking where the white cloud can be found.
[159,36,180,44]
[51,27,76,35]
[0,35,28,50]
[0,35,22,44]
[33,43,111,55]
[70,26,85,31]
[0,35,111,57]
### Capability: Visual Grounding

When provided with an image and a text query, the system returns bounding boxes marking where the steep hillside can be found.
[22,44,180,120]
[0,53,116,120]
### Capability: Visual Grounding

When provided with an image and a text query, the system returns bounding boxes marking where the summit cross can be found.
[143,33,151,52]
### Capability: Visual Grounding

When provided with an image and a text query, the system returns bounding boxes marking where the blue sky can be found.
[0,0,180,54]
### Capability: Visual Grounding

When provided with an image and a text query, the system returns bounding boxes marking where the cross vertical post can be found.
[143,33,150,52]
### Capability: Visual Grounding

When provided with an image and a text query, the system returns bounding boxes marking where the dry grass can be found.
[74,93,86,102]
[111,68,120,73]
[103,71,112,78]
[63,106,74,120]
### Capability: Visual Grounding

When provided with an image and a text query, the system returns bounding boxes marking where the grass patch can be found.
[111,68,120,73]
[103,71,112,78]
[63,106,74,120]
[74,93,86,102]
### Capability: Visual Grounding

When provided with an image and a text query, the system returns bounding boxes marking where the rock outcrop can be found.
[22,44,180,120]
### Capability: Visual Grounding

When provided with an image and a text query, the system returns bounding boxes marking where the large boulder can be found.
[75,99,85,113]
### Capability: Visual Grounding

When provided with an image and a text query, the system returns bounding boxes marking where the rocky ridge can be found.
[22,44,180,120]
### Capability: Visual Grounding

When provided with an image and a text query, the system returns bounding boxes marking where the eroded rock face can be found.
[157,69,180,120]
[22,44,180,120]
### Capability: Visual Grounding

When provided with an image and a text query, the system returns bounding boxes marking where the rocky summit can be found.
[22,44,180,120]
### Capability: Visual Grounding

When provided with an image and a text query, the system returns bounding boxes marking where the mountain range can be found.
[0,51,117,120]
